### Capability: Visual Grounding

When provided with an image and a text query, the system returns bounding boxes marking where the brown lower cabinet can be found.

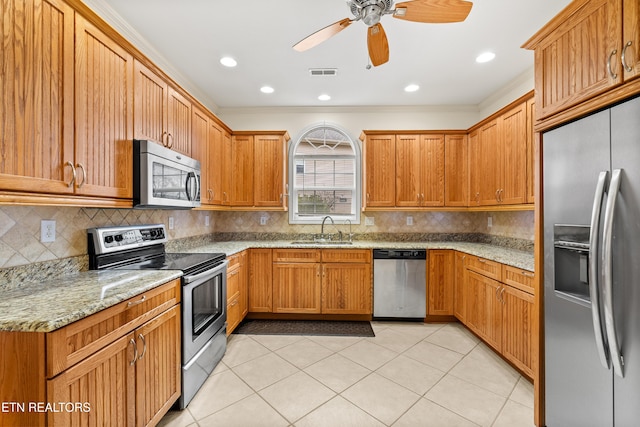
[226,251,248,335]
[0,279,181,427]
[250,248,372,316]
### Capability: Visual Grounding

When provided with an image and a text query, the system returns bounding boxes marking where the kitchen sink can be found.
[290,240,353,245]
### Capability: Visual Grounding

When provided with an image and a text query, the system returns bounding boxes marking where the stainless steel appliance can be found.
[543,95,640,426]
[133,139,201,209]
[88,224,227,409]
[373,249,426,319]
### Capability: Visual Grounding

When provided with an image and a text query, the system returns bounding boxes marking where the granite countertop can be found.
[0,270,182,333]
[181,240,535,272]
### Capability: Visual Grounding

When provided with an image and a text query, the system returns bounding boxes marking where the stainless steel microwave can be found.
[133,139,201,209]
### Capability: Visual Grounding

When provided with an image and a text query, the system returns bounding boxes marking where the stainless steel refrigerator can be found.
[543,95,640,426]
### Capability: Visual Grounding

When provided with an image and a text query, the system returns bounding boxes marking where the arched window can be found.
[289,124,361,224]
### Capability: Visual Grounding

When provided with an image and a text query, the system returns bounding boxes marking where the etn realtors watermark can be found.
[2,401,91,413]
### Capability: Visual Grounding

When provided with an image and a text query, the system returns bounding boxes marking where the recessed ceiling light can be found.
[476,52,496,63]
[220,56,237,67]
[318,94,331,101]
[260,86,274,94]
[404,84,420,93]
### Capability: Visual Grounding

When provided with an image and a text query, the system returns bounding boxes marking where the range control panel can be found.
[88,224,167,254]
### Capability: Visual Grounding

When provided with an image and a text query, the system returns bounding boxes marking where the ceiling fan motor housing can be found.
[349,0,394,26]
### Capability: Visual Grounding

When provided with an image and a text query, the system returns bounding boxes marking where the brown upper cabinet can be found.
[469,101,528,206]
[444,134,469,207]
[524,0,640,122]
[362,133,396,208]
[395,134,445,207]
[134,60,192,156]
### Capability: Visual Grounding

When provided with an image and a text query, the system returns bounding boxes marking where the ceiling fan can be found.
[293,0,473,67]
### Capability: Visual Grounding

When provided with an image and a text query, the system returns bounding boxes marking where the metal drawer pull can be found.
[65,161,76,188]
[622,41,633,72]
[522,271,534,278]
[76,163,86,188]
[129,338,138,366]
[607,49,618,79]
[138,334,147,360]
[127,295,146,307]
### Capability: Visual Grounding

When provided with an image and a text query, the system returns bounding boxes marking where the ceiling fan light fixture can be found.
[318,94,331,101]
[476,52,496,63]
[220,56,237,67]
[404,84,420,92]
[362,5,382,26]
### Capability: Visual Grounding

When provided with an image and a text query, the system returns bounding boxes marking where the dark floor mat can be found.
[232,319,375,337]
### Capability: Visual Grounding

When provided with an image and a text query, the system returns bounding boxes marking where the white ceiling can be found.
[88,0,571,111]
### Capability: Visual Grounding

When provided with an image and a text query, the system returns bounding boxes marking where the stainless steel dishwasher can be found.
[373,249,427,319]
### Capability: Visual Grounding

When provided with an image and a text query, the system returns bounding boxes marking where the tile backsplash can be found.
[0,206,534,269]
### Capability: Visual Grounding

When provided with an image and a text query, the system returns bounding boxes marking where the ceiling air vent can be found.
[309,68,338,77]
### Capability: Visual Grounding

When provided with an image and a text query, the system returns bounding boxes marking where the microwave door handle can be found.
[589,170,610,370]
[603,168,624,378]
[185,172,195,201]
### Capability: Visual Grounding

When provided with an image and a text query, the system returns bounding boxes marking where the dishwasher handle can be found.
[373,249,426,260]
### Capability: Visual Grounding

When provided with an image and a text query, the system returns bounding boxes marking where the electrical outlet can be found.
[487,216,493,228]
[168,217,174,230]
[406,216,413,226]
[205,215,210,227]
[260,215,268,225]
[41,220,56,243]
[365,216,375,226]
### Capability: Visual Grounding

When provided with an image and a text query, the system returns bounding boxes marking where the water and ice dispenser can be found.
[553,224,591,305]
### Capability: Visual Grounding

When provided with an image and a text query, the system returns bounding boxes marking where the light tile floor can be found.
[159,322,535,427]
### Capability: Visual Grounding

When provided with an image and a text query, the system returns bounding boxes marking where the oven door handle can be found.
[183,260,229,284]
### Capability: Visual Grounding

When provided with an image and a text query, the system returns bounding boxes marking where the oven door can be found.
[182,260,228,363]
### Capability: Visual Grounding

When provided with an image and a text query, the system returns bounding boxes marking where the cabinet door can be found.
[221,131,232,205]
[427,250,454,316]
[205,122,224,205]
[623,0,640,81]
[239,251,249,317]
[135,306,181,427]
[465,270,502,351]
[254,134,285,208]
[421,134,445,206]
[249,249,273,312]
[477,120,501,206]
[363,134,396,207]
[167,87,191,156]
[526,100,536,204]
[453,252,467,322]
[321,263,372,314]
[273,263,321,313]
[532,0,621,118]
[444,134,469,207]
[47,333,136,427]
[191,106,210,203]
[230,134,254,206]
[502,285,535,378]
[75,14,133,199]
[500,102,527,205]
[395,134,421,207]
[0,0,75,195]
[468,130,481,206]
[133,60,167,143]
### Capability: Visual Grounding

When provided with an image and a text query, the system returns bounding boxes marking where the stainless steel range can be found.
[88,224,228,409]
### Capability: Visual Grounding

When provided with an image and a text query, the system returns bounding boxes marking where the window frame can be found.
[288,123,361,225]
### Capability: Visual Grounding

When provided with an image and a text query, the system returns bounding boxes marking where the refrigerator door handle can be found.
[589,170,611,370]
[602,168,624,378]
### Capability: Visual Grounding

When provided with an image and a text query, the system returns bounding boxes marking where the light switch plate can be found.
[406,216,413,226]
[365,216,374,226]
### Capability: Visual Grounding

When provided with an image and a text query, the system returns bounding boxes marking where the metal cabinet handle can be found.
[127,295,146,307]
[522,271,534,278]
[622,41,633,73]
[495,189,500,202]
[138,333,146,360]
[207,189,214,201]
[607,49,618,79]
[603,169,624,377]
[161,131,168,146]
[316,266,320,277]
[223,191,228,202]
[279,193,283,203]
[129,338,138,366]
[76,163,86,188]
[366,193,370,205]
[65,161,76,188]
[589,171,610,370]
[167,133,173,148]
[475,192,480,204]
[500,287,505,305]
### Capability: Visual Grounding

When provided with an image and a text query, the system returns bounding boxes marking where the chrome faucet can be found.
[321,215,334,237]
[344,219,353,242]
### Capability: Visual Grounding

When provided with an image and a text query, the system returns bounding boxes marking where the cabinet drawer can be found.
[502,265,535,294]
[46,279,180,378]
[226,297,241,335]
[227,253,241,269]
[322,249,371,263]
[273,248,321,263]
[466,256,502,281]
